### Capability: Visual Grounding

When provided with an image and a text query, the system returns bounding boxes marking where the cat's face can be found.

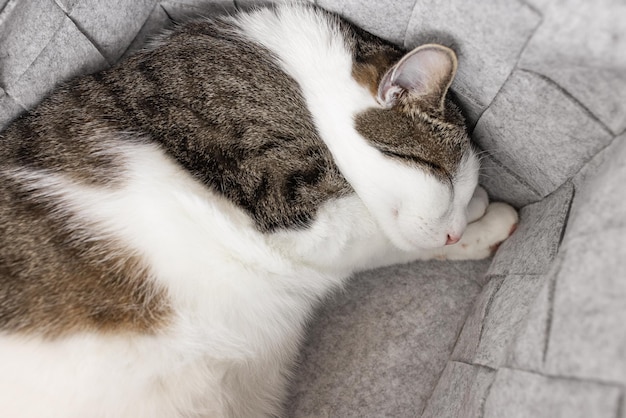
[353,44,478,251]
[355,107,478,250]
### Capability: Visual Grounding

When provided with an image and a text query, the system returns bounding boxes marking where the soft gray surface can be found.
[483,368,621,418]
[473,70,614,198]
[479,153,543,209]
[404,0,541,126]
[486,182,573,276]
[421,361,495,418]
[518,0,626,135]
[288,259,490,417]
[1,0,625,417]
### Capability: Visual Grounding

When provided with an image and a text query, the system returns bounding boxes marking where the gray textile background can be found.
[1,0,625,416]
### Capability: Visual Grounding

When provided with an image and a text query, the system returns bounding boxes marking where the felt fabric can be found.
[453,274,545,369]
[472,70,614,198]
[0,0,625,416]
[546,230,626,383]
[404,0,541,126]
[316,0,416,46]
[479,153,543,209]
[486,182,573,276]
[288,260,490,417]
[483,368,622,418]
[421,361,495,418]
[505,269,555,372]
[6,16,107,109]
[68,0,159,63]
[0,0,67,88]
[542,139,626,383]
[518,0,626,135]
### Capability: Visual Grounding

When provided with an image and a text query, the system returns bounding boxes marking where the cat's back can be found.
[0,5,391,417]
[0,2,489,415]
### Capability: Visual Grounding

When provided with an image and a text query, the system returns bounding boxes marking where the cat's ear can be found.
[377,44,458,111]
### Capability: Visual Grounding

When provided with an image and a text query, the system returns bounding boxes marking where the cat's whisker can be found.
[471,147,511,161]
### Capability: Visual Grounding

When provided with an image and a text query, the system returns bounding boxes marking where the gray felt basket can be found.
[1,0,625,416]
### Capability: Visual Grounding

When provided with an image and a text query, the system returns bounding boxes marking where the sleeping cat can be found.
[0,3,517,417]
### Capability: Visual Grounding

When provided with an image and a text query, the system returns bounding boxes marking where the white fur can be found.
[2,142,333,418]
[236,5,479,251]
[0,5,518,417]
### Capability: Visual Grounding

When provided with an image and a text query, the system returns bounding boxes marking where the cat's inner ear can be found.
[377,44,458,111]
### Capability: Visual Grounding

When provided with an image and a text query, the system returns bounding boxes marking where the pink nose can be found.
[445,234,461,245]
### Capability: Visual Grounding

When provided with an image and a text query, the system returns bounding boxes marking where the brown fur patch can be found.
[1,112,127,188]
[354,104,469,182]
[31,18,354,233]
[343,18,404,98]
[343,19,470,183]
[352,52,396,97]
[0,176,172,337]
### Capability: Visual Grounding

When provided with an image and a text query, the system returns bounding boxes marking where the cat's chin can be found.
[386,228,446,252]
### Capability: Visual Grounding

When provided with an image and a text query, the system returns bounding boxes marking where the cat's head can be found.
[353,44,479,251]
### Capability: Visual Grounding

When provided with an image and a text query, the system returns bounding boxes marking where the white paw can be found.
[467,186,489,223]
[446,202,518,260]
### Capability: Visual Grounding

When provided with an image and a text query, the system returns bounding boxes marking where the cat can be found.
[0,3,518,417]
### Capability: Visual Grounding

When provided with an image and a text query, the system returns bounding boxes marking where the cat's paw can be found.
[467,186,489,223]
[446,202,518,260]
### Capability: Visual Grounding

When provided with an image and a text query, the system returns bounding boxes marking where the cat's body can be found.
[0,4,517,417]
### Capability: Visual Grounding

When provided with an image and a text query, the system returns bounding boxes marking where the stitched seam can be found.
[471,1,543,131]
[479,151,542,198]
[542,259,561,364]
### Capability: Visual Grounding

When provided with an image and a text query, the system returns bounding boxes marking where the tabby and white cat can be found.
[0,4,517,417]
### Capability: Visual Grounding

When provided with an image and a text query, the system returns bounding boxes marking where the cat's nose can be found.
[445,234,461,245]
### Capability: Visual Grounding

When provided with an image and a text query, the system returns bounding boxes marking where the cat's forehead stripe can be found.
[354,107,469,181]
